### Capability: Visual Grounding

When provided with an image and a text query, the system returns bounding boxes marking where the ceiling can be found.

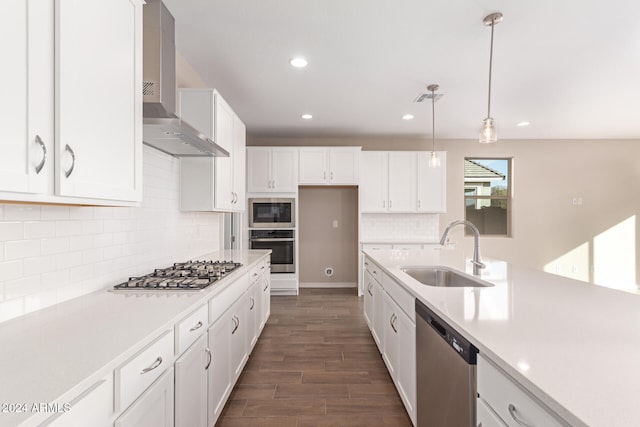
[163,0,640,140]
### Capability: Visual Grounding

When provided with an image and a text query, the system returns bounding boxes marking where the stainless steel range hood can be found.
[142,0,229,157]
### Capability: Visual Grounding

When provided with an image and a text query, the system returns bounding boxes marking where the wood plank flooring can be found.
[215,288,413,427]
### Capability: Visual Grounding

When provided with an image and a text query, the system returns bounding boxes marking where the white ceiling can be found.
[163,0,640,140]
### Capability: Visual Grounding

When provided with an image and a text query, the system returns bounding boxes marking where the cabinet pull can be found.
[140,356,163,374]
[64,144,76,178]
[389,200,392,208]
[204,348,212,370]
[263,281,269,292]
[189,321,203,332]
[367,283,373,296]
[35,135,47,174]
[232,316,239,334]
[253,272,258,277]
[330,171,333,180]
[250,297,255,310]
[382,200,386,208]
[508,404,534,427]
[418,200,421,208]
[323,171,326,180]
[364,262,369,267]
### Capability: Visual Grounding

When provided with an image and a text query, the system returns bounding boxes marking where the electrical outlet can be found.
[332,220,338,228]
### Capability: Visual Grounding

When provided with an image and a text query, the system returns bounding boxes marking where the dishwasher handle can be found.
[428,317,447,337]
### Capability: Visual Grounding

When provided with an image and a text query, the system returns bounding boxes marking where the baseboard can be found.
[299,282,357,288]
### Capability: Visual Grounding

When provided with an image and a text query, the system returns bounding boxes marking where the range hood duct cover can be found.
[142,0,229,157]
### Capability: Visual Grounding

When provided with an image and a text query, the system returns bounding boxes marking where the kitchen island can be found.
[0,249,271,427]
[364,247,640,427]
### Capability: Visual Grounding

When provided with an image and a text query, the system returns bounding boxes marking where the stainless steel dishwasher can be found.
[416,299,478,427]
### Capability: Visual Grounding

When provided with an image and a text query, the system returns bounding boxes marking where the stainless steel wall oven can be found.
[249,229,295,273]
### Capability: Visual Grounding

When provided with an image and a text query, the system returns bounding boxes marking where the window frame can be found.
[463,157,513,237]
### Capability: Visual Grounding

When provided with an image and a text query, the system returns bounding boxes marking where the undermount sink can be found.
[401,267,494,288]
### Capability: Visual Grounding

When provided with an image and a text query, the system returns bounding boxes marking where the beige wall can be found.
[176,51,209,88]
[250,135,640,289]
[299,186,358,286]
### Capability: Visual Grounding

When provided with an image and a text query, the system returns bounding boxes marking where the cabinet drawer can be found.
[175,304,208,355]
[210,273,249,324]
[477,397,508,427]
[363,258,382,283]
[115,330,174,412]
[382,273,415,322]
[478,354,564,427]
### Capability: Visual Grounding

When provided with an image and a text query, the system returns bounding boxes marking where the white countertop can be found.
[364,247,640,427]
[0,250,270,427]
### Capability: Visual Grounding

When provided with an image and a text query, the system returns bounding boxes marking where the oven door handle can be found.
[250,238,295,242]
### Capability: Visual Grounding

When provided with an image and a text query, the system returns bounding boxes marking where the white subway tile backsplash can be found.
[41,237,71,255]
[0,222,24,242]
[360,213,440,242]
[5,240,41,261]
[24,221,56,239]
[4,205,41,221]
[0,147,221,323]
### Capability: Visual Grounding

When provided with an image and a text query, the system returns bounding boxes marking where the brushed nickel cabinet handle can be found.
[250,297,255,310]
[204,348,212,370]
[367,283,373,296]
[35,135,47,174]
[189,321,203,332]
[232,316,239,334]
[64,144,75,178]
[140,356,163,374]
[418,200,421,208]
[389,200,392,208]
[263,281,269,292]
[390,314,398,333]
[330,171,334,180]
[508,404,534,427]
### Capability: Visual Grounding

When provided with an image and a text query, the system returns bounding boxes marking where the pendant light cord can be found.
[487,19,495,118]
[431,88,436,152]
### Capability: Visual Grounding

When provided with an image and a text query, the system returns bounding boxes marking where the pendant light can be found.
[479,12,503,144]
[427,84,441,168]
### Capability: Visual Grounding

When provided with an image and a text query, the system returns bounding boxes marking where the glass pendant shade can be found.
[479,117,497,143]
[428,151,441,168]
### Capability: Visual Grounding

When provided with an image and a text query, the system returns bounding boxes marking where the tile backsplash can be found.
[0,147,222,323]
[360,213,439,242]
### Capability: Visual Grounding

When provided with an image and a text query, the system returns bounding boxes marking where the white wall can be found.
[0,147,222,323]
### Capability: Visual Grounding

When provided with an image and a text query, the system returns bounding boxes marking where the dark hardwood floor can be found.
[215,288,413,427]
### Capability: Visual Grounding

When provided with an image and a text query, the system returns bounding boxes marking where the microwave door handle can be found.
[250,238,295,242]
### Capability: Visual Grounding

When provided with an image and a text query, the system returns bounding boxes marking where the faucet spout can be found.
[439,220,486,275]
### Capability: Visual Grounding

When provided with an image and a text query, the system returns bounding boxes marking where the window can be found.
[464,158,512,236]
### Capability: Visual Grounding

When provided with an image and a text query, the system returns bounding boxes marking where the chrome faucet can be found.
[439,220,486,275]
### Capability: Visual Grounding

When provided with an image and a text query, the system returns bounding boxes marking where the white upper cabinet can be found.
[0,0,143,205]
[55,0,143,202]
[416,151,446,213]
[247,147,298,193]
[360,151,446,213]
[298,147,360,185]
[178,89,246,212]
[388,152,417,212]
[0,0,53,196]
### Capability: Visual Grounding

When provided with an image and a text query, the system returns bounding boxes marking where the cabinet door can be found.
[272,148,298,192]
[363,270,374,328]
[246,147,272,192]
[381,292,398,377]
[246,282,260,350]
[207,314,231,427]
[261,273,271,330]
[214,93,234,210]
[329,148,359,184]
[175,335,208,427]
[0,0,53,195]
[56,0,142,202]
[371,279,384,351]
[232,116,246,211]
[46,375,113,427]
[395,309,416,425]
[298,147,328,184]
[388,152,417,212]
[115,368,174,427]
[417,151,446,213]
[230,297,248,380]
[360,151,388,212]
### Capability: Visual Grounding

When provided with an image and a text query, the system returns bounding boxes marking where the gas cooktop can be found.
[113,260,242,291]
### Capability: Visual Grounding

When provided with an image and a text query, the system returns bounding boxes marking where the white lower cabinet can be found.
[477,354,564,427]
[115,367,174,427]
[207,312,232,426]
[174,334,208,427]
[365,255,416,425]
[44,375,114,427]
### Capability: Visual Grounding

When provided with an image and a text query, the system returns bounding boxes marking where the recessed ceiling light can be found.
[301,114,312,120]
[289,57,308,68]
[402,114,414,120]
[516,121,531,127]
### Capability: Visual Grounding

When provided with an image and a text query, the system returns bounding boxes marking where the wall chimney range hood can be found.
[142,0,229,157]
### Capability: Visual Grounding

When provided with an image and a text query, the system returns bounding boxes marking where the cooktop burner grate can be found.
[113,260,242,291]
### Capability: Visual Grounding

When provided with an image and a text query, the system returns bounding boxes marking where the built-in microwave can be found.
[248,198,295,228]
